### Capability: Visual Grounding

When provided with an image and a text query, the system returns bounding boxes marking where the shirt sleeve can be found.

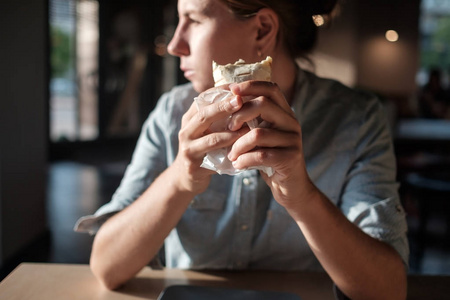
[339,96,409,267]
[74,92,171,234]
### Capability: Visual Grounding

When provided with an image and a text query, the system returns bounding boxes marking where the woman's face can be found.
[167,0,258,92]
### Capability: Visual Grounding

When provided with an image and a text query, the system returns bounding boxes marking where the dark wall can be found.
[0,0,48,265]
[356,0,421,96]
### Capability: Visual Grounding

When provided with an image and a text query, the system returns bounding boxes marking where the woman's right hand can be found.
[172,87,247,195]
[90,90,245,289]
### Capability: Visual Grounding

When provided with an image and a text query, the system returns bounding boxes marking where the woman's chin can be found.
[192,81,214,93]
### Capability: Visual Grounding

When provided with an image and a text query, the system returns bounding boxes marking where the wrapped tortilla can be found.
[213,56,272,86]
[195,57,274,176]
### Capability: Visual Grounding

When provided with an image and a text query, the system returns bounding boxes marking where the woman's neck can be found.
[271,52,298,105]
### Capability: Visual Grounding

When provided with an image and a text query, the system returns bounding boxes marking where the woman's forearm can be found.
[286,187,406,300]
[90,166,196,290]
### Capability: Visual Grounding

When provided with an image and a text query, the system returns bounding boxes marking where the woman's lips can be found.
[183,69,194,80]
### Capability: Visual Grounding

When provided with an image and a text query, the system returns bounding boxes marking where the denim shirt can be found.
[75,69,409,271]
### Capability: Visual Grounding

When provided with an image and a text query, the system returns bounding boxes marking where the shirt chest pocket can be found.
[180,189,228,240]
[188,189,227,211]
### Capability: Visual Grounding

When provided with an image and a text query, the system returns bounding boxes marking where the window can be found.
[49,0,179,147]
[49,0,99,142]
[418,0,450,88]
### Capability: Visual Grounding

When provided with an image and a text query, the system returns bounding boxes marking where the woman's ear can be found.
[254,8,279,54]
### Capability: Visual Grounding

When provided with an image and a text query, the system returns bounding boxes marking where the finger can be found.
[229,81,294,115]
[231,147,300,172]
[187,127,249,158]
[181,100,201,127]
[228,95,299,132]
[193,92,243,136]
[228,128,300,161]
[181,92,243,140]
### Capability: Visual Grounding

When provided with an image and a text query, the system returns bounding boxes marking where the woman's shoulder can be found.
[160,82,198,110]
[297,70,382,118]
[148,82,199,124]
[306,71,376,103]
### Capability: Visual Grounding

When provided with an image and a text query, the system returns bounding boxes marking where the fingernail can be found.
[232,160,239,168]
[227,120,235,131]
[230,96,239,108]
[227,153,234,161]
[229,83,239,93]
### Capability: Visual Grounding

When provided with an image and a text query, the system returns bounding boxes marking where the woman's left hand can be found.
[228,81,407,300]
[227,81,315,209]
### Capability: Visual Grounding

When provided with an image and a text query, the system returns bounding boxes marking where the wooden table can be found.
[0,263,449,300]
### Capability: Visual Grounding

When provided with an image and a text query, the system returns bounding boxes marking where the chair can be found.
[403,171,450,272]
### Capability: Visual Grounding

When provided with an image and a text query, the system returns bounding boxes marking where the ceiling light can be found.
[385,30,399,42]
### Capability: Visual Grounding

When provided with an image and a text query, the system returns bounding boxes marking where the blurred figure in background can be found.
[419,68,450,119]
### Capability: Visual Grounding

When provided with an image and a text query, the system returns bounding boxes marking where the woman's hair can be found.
[218,0,338,60]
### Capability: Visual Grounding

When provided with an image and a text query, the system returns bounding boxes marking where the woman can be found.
[81,0,408,298]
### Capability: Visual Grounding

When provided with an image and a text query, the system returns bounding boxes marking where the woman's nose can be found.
[167,26,189,57]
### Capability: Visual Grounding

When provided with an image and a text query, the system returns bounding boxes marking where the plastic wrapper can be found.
[194,88,274,177]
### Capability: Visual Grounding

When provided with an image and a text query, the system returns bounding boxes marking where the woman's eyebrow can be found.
[182,2,213,18]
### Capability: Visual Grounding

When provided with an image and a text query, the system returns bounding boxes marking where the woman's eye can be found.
[188,17,201,24]
[184,13,203,25]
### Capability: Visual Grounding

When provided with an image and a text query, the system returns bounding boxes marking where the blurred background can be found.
[1,0,450,280]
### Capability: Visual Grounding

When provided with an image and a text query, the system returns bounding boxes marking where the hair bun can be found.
[308,0,338,15]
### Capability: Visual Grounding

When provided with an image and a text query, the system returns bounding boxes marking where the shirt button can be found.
[243,178,251,185]
[241,224,248,231]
